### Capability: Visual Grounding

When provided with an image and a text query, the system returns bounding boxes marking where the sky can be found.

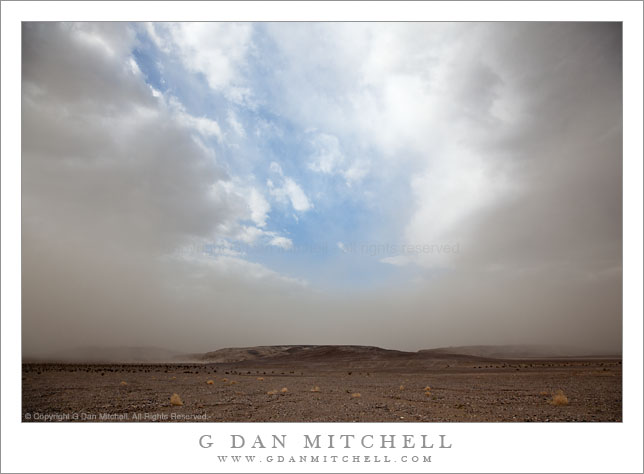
[21,22,622,357]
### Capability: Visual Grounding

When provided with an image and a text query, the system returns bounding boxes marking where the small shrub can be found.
[280,387,288,393]
[120,381,127,386]
[170,393,183,406]
[206,380,214,385]
[399,385,405,391]
[229,380,237,385]
[351,392,361,398]
[550,390,569,406]
[267,390,278,395]
[424,386,431,391]
[222,378,228,382]
[311,386,320,392]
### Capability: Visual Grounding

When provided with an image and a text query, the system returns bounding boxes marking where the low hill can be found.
[421,344,620,359]
[201,345,410,363]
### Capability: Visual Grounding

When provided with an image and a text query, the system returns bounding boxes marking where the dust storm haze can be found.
[21,22,622,359]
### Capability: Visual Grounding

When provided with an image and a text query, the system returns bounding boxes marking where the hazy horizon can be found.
[25,342,622,364]
[22,22,622,359]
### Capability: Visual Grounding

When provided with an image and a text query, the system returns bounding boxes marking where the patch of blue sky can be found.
[233,116,419,289]
[132,27,239,130]
[131,24,422,289]
[243,178,419,290]
[131,36,166,94]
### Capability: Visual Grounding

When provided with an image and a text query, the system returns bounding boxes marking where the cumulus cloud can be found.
[247,187,270,227]
[148,22,254,104]
[269,236,294,250]
[22,23,232,252]
[22,22,304,357]
[175,108,224,141]
[267,162,313,212]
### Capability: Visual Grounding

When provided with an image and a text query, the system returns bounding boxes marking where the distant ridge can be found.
[421,344,621,359]
[25,343,621,364]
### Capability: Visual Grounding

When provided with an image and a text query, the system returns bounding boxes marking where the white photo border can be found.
[2,2,642,473]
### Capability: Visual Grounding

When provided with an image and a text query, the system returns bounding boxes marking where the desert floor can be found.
[22,358,621,422]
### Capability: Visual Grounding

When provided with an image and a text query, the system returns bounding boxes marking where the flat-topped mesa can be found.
[200,344,416,364]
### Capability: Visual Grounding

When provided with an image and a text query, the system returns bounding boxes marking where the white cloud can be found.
[151,23,254,104]
[267,163,312,212]
[254,24,520,267]
[269,236,293,250]
[162,95,224,142]
[235,225,266,245]
[204,240,245,258]
[144,22,169,52]
[342,160,369,186]
[269,161,283,175]
[309,133,344,174]
[307,132,369,186]
[380,255,410,266]
[282,178,312,212]
[182,113,223,140]
[227,110,246,137]
[247,188,270,227]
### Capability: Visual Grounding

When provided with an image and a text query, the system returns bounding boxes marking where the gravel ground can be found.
[22,359,621,422]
